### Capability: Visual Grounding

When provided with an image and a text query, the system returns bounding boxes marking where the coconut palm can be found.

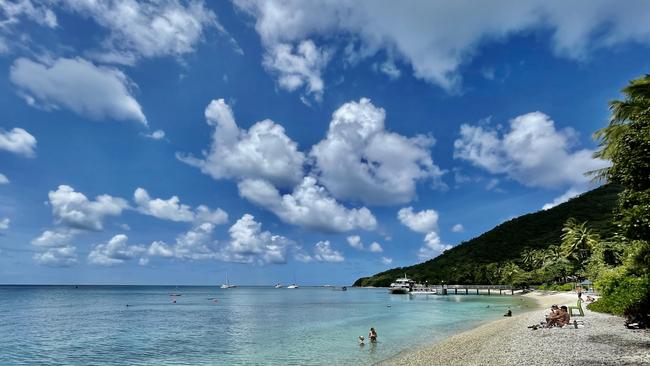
[591,74,650,182]
[530,249,546,268]
[520,248,536,269]
[500,262,523,284]
[542,245,562,264]
[560,218,599,263]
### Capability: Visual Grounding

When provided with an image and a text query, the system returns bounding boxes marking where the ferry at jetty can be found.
[388,275,437,295]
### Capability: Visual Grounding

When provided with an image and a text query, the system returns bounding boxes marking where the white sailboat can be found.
[287,273,299,289]
[274,283,283,288]
[220,273,236,289]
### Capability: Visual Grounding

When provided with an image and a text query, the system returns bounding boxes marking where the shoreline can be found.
[377,291,650,366]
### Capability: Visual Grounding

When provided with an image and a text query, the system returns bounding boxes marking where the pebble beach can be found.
[378,292,650,366]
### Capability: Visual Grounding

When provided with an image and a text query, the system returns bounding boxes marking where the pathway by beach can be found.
[379,292,650,366]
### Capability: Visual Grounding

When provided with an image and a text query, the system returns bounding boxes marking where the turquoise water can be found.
[0,286,530,365]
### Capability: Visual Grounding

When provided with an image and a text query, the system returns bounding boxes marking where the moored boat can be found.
[221,273,236,289]
[388,275,414,294]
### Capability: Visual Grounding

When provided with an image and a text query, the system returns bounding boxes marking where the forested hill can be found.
[354,184,622,287]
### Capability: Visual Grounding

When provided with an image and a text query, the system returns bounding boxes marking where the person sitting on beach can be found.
[545,305,561,327]
[504,309,512,317]
[369,327,378,343]
[546,306,570,327]
[545,305,559,324]
[358,336,365,346]
[558,306,570,326]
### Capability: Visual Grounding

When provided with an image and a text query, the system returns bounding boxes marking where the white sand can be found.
[378,292,650,366]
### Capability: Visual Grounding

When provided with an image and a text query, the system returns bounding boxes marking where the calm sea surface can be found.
[0,286,533,365]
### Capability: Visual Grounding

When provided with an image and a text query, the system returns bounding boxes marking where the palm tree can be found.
[542,245,562,264]
[530,249,546,268]
[520,248,536,269]
[500,262,523,285]
[560,218,599,263]
[591,74,650,182]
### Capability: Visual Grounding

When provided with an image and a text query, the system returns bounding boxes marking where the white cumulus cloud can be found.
[368,242,383,253]
[49,185,128,231]
[346,235,363,250]
[88,234,145,266]
[59,0,219,64]
[451,223,465,233]
[0,218,9,230]
[263,40,330,100]
[145,129,166,140]
[178,99,305,188]
[454,112,609,189]
[238,177,377,233]
[220,214,294,264]
[10,57,147,124]
[235,0,650,93]
[0,173,8,184]
[418,231,452,260]
[34,245,78,267]
[398,207,439,233]
[0,127,37,157]
[311,98,443,205]
[31,229,77,247]
[171,222,219,260]
[0,0,57,53]
[146,240,174,258]
[134,188,195,222]
[144,214,294,264]
[346,235,383,253]
[542,187,585,210]
[313,240,344,262]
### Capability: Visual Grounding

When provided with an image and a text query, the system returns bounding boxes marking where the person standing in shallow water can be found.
[369,327,378,343]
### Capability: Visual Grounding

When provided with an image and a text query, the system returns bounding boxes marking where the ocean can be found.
[0,285,532,365]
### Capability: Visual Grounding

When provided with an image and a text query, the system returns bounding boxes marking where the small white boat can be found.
[274,283,283,288]
[286,273,299,289]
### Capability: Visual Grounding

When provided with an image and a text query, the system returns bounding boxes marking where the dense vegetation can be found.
[353,184,621,287]
[356,75,650,327]
[585,75,650,326]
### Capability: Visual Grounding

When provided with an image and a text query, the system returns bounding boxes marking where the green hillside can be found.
[354,184,622,287]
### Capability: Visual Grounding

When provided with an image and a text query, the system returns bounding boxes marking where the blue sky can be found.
[1,0,649,285]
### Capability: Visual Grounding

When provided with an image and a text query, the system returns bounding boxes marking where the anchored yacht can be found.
[220,273,236,289]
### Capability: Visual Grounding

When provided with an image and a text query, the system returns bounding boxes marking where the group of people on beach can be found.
[545,305,571,327]
[358,327,377,346]
[527,304,572,329]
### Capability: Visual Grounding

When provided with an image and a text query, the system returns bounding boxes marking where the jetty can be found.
[435,284,514,295]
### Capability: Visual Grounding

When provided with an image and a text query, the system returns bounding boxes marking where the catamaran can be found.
[388,275,413,294]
